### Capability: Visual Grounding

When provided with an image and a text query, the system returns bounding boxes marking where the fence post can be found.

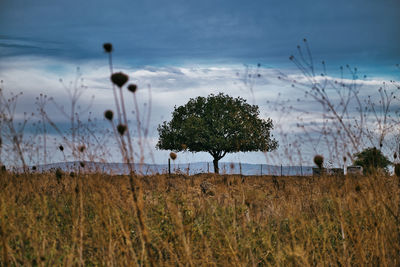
[168,158,171,175]
[207,162,209,173]
[261,164,263,176]
[239,162,242,176]
[281,164,283,176]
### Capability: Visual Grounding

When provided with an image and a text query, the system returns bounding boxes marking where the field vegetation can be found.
[1,171,400,266]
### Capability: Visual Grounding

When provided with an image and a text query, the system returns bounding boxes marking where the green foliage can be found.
[156,93,278,172]
[394,164,400,178]
[353,147,392,174]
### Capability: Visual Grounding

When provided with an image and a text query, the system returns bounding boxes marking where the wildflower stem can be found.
[133,93,144,164]
[118,88,135,165]
[107,52,122,125]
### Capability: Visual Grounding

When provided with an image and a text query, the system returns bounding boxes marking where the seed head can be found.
[169,152,177,160]
[80,161,85,168]
[314,155,324,169]
[104,110,114,121]
[111,72,129,88]
[78,145,86,153]
[117,124,127,135]
[103,43,113,53]
[59,145,64,151]
[394,152,397,160]
[127,84,137,93]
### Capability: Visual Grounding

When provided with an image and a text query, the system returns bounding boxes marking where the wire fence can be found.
[25,161,316,176]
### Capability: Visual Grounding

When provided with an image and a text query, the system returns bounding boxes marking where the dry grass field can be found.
[1,171,399,266]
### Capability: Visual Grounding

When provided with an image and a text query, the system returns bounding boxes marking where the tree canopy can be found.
[353,147,392,174]
[156,93,278,173]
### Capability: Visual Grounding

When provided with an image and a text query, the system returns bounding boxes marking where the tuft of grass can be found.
[0,172,399,265]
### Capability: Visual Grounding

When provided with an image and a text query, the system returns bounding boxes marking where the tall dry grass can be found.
[0,171,399,266]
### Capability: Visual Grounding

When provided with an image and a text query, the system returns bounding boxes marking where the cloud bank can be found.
[1,55,398,167]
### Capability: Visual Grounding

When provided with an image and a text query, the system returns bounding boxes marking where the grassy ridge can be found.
[0,172,399,266]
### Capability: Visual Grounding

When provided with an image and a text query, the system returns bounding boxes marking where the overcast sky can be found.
[0,0,399,167]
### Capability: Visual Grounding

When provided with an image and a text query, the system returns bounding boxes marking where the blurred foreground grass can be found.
[0,172,399,266]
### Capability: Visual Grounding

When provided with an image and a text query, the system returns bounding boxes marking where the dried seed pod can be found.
[111,72,129,88]
[314,155,324,169]
[104,110,114,121]
[127,84,137,93]
[117,124,127,135]
[59,145,64,151]
[103,43,113,53]
[169,152,177,160]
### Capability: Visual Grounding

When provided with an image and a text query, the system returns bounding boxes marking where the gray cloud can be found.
[0,0,399,69]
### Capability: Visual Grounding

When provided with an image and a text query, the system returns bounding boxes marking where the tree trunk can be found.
[213,158,219,174]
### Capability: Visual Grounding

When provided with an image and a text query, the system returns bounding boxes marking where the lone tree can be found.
[353,147,392,174]
[156,93,278,174]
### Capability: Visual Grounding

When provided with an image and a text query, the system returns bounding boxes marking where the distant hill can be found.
[29,161,314,176]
